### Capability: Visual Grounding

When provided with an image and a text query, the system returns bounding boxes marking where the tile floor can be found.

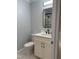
[17,48,40,59]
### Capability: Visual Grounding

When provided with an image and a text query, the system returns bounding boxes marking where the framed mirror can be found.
[42,0,53,29]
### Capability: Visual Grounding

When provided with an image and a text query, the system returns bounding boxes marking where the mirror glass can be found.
[42,8,52,28]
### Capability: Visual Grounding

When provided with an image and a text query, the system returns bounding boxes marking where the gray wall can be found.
[31,0,50,34]
[17,0,50,50]
[17,0,31,50]
[31,0,42,34]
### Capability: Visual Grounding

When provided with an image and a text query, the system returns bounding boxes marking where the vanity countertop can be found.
[32,33,52,39]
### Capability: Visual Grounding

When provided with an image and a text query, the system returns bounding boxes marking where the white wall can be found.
[17,0,31,50]
[31,0,42,34]
[31,0,50,34]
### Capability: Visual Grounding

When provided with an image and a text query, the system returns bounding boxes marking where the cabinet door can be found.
[42,38,51,59]
[34,37,42,58]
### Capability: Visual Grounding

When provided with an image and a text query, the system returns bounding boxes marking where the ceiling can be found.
[30,0,39,2]
[25,0,39,3]
[25,0,50,3]
[30,0,50,2]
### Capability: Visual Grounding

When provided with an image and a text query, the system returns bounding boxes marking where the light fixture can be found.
[44,0,53,6]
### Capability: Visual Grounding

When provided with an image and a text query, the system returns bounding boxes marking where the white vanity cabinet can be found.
[32,34,51,59]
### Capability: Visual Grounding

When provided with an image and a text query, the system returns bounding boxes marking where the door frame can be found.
[51,0,61,59]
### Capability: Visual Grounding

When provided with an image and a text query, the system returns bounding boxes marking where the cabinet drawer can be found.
[41,37,51,42]
[32,36,42,41]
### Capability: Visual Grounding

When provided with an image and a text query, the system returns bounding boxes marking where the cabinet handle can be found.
[41,43,43,47]
[41,43,45,48]
[42,46,45,48]
[41,46,45,48]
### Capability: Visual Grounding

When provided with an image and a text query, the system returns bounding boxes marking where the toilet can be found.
[24,42,34,54]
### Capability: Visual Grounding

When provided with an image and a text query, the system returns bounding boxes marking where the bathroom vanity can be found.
[32,33,52,59]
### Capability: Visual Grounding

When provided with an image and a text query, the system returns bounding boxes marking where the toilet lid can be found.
[24,42,34,47]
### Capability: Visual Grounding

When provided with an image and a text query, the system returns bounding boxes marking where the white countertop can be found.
[32,33,52,39]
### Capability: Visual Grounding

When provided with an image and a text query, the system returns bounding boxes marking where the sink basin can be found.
[40,33,46,35]
[39,32,50,35]
[39,33,51,37]
[32,33,52,38]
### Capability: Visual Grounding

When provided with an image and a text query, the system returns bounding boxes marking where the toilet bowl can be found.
[24,42,34,54]
[24,42,34,47]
